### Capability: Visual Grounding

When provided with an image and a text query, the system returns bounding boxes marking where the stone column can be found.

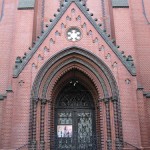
[97,98,104,149]
[29,97,38,150]
[40,99,47,150]
[112,96,123,149]
[104,97,112,150]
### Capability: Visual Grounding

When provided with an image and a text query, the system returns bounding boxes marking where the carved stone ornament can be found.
[66,27,81,42]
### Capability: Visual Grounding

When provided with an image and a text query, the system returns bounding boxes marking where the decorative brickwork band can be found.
[28,97,38,150]
[101,0,106,29]
[40,99,47,150]
[104,97,112,150]
[41,0,45,31]
[97,98,104,149]
[48,100,52,149]
[112,97,123,149]
[49,100,55,150]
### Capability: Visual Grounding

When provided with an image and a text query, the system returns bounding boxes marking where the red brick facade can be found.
[0,0,150,149]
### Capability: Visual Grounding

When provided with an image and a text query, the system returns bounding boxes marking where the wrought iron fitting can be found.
[54,135,99,150]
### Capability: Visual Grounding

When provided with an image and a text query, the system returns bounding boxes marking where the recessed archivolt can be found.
[45,64,103,100]
[31,47,119,100]
[38,57,107,97]
[41,58,109,99]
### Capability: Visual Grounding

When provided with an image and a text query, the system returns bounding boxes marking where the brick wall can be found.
[130,0,150,91]
[129,0,150,148]
[0,0,150,149]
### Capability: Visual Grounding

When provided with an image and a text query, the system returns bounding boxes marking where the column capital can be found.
[103,97,111,103]
[31,97,39,104]
[41,99,47,105]
[111,96,118,102]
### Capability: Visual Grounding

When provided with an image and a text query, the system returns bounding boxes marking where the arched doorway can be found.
[55,80,96,150]
[29,47,123,150]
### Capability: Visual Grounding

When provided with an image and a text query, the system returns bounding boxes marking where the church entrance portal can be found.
[29,48,123,150]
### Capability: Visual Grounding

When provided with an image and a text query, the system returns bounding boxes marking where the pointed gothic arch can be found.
[29,46,123,150]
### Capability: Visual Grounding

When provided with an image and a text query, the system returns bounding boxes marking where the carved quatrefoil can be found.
[67,27,81,42]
